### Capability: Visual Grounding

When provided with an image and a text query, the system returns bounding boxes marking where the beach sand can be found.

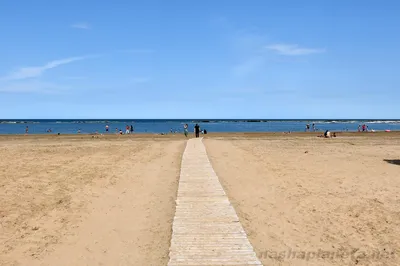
[204,134,400,266]
[1,133,399,265]
[0,136,185,266]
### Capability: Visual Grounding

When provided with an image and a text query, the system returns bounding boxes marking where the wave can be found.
[366,121,400,124]
[0,121,29,124]
[310,120,359,124]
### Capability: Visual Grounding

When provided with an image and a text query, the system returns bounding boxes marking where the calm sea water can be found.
[0,119,399,134]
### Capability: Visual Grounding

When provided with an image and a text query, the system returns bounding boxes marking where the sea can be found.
[0,119,399,135]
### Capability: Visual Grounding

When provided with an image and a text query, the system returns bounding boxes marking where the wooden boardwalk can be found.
[168,138,262,266]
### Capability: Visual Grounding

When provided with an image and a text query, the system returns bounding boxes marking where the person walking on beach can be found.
[183,124,188,137]
[358,125,361,132]
[25,126,29,134]
[130,125,134,133]
[125,125,130,134]
[194,123,200,138]
[105,124,109,133]
[312,123,316,132]
[306,124,310,132]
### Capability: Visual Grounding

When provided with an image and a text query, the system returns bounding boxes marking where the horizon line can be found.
[1,118,399,121]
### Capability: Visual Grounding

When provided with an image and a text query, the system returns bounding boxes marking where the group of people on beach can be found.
[112,125,134,135]
[182,123,207,138]
[305,123,317,132]
[21,122,379,136]
[358,124,369,132]
[77,123,206,136]
[306,123,375,135]
[73,123,207,136]
[76,124,135,135]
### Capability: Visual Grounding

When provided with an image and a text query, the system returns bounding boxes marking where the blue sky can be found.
[0,0,399,119]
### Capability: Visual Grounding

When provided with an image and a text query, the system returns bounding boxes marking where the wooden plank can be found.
[167,138,263,266]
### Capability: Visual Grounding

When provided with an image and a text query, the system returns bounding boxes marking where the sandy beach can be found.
[205,133,400,265]
[1,132,399,265]
[0,136,185,266]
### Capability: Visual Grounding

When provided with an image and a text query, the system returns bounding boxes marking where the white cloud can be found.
[266,44,325,56]
[1,56,87,81]
[71,22,91,30]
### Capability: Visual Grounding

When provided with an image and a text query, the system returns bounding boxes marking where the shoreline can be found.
[0,131,399,139]
[1,118,399,122]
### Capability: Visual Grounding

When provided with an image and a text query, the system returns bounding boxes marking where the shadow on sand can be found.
[384,159,400,166]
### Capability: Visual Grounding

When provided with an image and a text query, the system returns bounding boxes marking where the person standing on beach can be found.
[25,126,29,134]
[312,123,316,132]
[125,125,130,134]
[358,125,361,132]
[183,124,188,137]
[105,124,109,133]
[194,123,200,138]
[130,125,134,133]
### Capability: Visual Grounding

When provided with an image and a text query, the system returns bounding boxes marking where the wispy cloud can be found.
[266,44,325,56]
[71,22,91,30]
[1,56,88,81]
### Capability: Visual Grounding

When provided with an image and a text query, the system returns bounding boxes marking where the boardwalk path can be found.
[168,138,262,266]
